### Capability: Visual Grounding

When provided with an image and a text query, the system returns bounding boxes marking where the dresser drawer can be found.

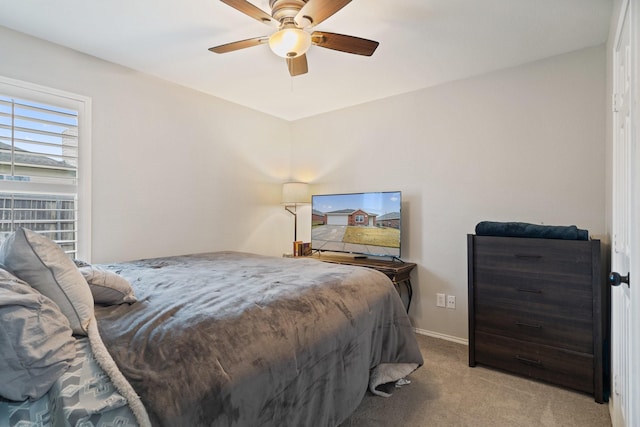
[474,269,593,311]
[473,236,593,278]
[474,331,594,394]
[475,303,593,353]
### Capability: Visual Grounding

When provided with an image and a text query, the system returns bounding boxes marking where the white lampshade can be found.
[269,28,311,58]
[282,182,310,205]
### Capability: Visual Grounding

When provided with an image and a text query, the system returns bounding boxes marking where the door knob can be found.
[608,272,630,287]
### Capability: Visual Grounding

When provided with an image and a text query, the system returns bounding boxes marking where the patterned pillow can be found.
[0,268,75,401]
[78,265,137,305]
[0,228,94,335]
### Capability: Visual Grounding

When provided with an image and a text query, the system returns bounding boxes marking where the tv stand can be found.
[310,253,417,312]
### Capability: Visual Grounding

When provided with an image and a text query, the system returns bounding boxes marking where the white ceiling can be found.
[0,0,612,121]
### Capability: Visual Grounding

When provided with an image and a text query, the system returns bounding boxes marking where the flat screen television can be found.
[311,191,402,258]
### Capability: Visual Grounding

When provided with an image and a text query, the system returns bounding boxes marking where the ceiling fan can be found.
[209,0,379,76]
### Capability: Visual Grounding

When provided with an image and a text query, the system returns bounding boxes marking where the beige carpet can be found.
[340,334,611,427]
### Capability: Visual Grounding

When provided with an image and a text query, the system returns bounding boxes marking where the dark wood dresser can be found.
[467,234,609,403]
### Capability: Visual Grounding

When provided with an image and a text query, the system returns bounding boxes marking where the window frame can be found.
[0,75,92,261]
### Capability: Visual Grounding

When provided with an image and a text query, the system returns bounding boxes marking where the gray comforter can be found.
[94,252,423,427]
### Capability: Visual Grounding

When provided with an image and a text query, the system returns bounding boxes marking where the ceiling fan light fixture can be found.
[269,27,311,58]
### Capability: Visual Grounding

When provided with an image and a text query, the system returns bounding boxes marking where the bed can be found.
[0,228,423,427]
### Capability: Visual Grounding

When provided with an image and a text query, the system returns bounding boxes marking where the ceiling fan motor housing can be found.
[269,0,311,26]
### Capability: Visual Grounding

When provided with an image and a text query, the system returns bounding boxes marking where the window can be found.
[0,77,91,259]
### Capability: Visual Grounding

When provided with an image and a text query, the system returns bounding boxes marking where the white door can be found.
[611,1,638,425]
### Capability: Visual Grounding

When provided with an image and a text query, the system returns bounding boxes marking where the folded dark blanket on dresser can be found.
[475,221,588,240]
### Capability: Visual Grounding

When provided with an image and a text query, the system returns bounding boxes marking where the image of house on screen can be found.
[376,212,401,229]
[312,209,326,226]
[324,209,378,227]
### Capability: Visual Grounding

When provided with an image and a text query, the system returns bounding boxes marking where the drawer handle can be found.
[517,288,542,294]
[515,321,542,329]
[514,254,542,259]
[515,355,543,367]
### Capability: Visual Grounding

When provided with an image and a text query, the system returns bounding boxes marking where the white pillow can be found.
[78,265,137,305]
[0,228,93,335]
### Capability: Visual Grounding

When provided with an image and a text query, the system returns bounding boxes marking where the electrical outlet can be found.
[436,293,446,307]
[446,295,456,309]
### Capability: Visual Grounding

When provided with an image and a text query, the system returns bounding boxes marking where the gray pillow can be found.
[0,228,94,335]
[78,265,137,305]
[0,268,75,401]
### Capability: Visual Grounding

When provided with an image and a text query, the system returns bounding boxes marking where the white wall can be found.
[0,26,293,263]
[291,46,607,339]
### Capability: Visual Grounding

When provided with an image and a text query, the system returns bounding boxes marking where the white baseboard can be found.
[414,327,468,346]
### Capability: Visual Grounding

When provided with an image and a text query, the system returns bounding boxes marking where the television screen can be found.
[311,191,402,258]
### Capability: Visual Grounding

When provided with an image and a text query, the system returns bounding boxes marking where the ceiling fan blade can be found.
[287,55,308,76]
[294,0,352,28]
[311,31,379,56]
[209,37,268,54]
[220,0,279,26]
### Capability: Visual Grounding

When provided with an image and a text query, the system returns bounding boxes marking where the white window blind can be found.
[0,80,86,257]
